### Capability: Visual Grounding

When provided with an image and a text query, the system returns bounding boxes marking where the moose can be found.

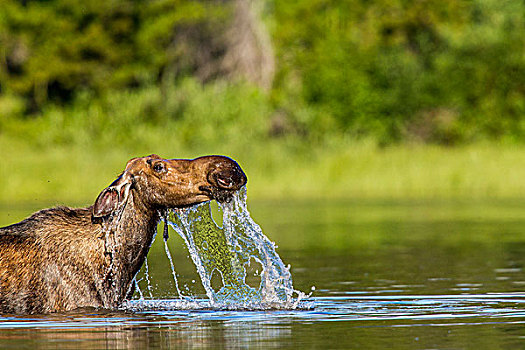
[0,154,247,314]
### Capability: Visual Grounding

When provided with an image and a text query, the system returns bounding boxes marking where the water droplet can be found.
[164,186,308,309]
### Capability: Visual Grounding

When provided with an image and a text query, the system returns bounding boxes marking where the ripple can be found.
[0,294,523,329]
[116,293,525,325]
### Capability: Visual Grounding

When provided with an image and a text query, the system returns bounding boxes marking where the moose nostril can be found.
[216,176,233,189]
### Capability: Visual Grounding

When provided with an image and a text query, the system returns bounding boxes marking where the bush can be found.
[271,0,525,144]
[1,78,272,153]
[1,0,524,146]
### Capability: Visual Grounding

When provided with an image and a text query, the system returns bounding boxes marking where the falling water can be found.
[163,239,185,298]
[167,187,309,309]
[143,257,153,298]
[134,278,144,300]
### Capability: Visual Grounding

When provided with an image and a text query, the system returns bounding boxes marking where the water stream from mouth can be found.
[165,187,309,309]
[163,239,185,299]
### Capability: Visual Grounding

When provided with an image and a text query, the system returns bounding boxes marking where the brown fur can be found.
[0,154,246,314]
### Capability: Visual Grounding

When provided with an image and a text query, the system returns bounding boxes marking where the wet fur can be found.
[0,197,157,314]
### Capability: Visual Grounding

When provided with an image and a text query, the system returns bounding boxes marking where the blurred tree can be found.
[0,0,274,111]
[1,0,524,145]
[271,0,525,144]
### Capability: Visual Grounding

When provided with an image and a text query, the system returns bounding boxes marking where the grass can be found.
[272,142,525,199]
[2,80,525,205]
[2,134,525,205]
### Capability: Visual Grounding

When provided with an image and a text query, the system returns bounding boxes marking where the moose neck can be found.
[98,191,160,307]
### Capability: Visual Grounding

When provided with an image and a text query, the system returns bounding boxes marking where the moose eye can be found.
[152,162,166,173]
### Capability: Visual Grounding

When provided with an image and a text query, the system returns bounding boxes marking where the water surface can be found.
[0,199,524,348]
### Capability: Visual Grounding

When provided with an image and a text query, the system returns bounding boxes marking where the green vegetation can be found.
[271,0,525,144]
[3,133,525,203]
[1,0,525,203]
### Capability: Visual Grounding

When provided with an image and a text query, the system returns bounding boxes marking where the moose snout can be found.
[192,156,247,202]
[207,157,247,190]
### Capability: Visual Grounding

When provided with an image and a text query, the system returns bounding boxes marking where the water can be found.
[162,187,307,309]
[0,199,525,348]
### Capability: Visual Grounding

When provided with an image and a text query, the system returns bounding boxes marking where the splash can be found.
[163,239,185,298]
[167,187,309,309]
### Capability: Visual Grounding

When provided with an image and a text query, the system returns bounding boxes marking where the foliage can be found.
[271,0,525,144]
[0,0,225,109]
[0,78,270,151]
[0,0,524,149]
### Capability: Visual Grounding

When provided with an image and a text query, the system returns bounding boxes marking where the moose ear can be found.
[93,188,119,218]
[92,174,132,218]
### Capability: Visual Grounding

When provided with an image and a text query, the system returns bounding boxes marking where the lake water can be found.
[0,199,524,349]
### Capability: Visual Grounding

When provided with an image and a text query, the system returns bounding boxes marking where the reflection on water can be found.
[0,199,525,348]
[0,294,523,348]
[0,308,295,349]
